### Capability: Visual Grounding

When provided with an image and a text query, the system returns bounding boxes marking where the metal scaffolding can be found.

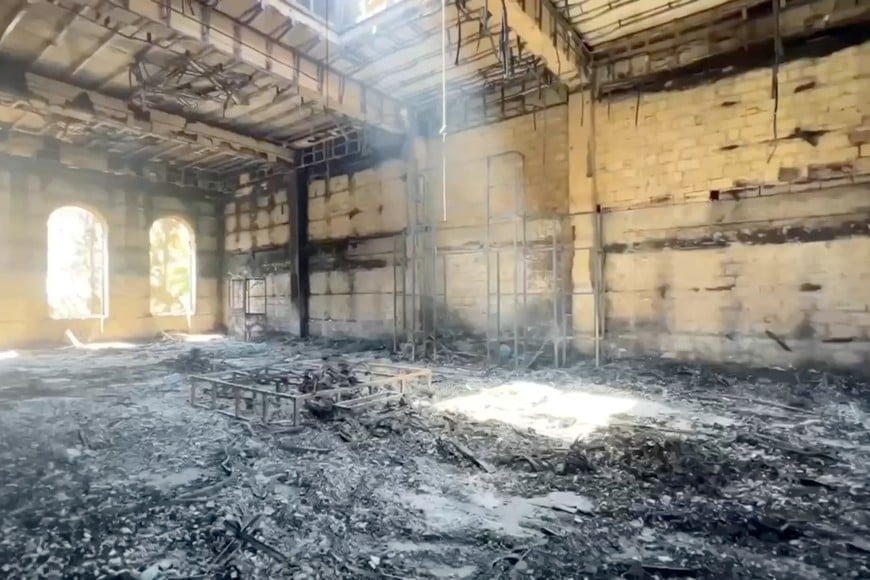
[400,150,570,370]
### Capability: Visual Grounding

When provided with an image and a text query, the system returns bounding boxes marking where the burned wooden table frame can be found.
[188,362,433,426]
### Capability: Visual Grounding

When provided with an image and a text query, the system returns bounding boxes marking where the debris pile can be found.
[168,347,216,373]
[0,339,867,579]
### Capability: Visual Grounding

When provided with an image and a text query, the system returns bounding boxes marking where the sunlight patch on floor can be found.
[180,334,225,343]
[435,381,647,441]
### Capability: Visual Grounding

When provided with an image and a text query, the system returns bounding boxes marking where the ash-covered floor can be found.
[0,338,868,579]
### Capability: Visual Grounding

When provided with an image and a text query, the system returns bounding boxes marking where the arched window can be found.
[47,206,108,320]
[150,217,195,316]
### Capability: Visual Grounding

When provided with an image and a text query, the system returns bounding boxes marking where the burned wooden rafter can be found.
[0,68,294,168]
[99,0,406,133]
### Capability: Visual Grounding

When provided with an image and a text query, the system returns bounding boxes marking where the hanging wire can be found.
[440,0,448,221]
[325,0,331,191]
[767,0,783,163]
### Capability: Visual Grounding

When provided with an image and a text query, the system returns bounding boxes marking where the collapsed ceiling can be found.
[0,0,865,193]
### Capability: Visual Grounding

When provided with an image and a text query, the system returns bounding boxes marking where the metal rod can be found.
[410,182,418,361]
[588,79,602,368]
[560,217,568,366]
[401,231,408,343]
[496,249,501,353]
[392,234,398,352]
[419,175,427,359]
[440,0,448,221]
[594,208,604,367]
[513,153,520,372]
[433,235,439,360]
[442,252,448,350]
[522,184,528,364]
[485,157,492,369]
[552,232,559,368]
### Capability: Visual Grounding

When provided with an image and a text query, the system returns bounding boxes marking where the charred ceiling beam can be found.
[261,0,339,43]
[360,12,503,99]
[114,0,405,133]
[0,68,294,191]
[465,0,590,89]
[13,71,294,164]
[594,0,870,94]
[0,1,28,48]
[0,151,233,199]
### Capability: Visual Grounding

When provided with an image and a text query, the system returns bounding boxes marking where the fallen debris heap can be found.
[0,339,867,579]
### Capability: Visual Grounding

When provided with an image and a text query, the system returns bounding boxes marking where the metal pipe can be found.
[485,157,492,369]
[560,218,569,366]
[410,188,418,361]
[590,79,603,368]
[594,208,604,368]
[401,231,408,342]
[433,225,439,360]
[496,249,501,354]
[392,234,398,352]
[440,0,448,221]
[513,180,520,372]
[521,181,528,364]
[442,252,448,353]
[552,232,559,368]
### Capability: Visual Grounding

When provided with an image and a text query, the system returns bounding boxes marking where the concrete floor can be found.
[0,338,868,579]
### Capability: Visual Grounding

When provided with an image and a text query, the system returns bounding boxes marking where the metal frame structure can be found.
[189,360,432,426]
[228,276,267,341]
[401,148,570,370]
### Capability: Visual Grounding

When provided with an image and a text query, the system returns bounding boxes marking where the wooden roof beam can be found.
[120,0,406,133]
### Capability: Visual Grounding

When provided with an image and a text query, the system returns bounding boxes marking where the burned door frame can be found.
[228,276,267,340]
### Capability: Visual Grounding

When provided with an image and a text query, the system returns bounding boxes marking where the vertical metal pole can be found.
[442,252,448,342]
[594,208,604,367]
[485,158,492,369]
[496,250,501,356]
[410,190,418,362]
[433,230,439,361]
[401,232,408,343]
[521,218,528,361]
[552,232,559,368]
[560,219,569,366]
[392,235,398,352]
[512,154,520,371]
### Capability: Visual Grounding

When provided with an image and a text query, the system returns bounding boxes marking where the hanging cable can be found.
[325,0,331,194]
[768,0,783,163]
[454,1,462,66]
[440,0,448,221]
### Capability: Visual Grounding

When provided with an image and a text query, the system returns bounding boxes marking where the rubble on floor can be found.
[0,337,868,579]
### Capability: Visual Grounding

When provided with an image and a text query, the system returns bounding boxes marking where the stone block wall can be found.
[570,41,870,368]
[0,161,222,347]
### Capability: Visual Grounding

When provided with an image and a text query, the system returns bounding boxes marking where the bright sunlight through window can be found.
[46,206,108,320]
[149,217,195,317]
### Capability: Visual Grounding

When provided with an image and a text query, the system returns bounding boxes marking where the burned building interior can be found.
[0,0,869,577]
